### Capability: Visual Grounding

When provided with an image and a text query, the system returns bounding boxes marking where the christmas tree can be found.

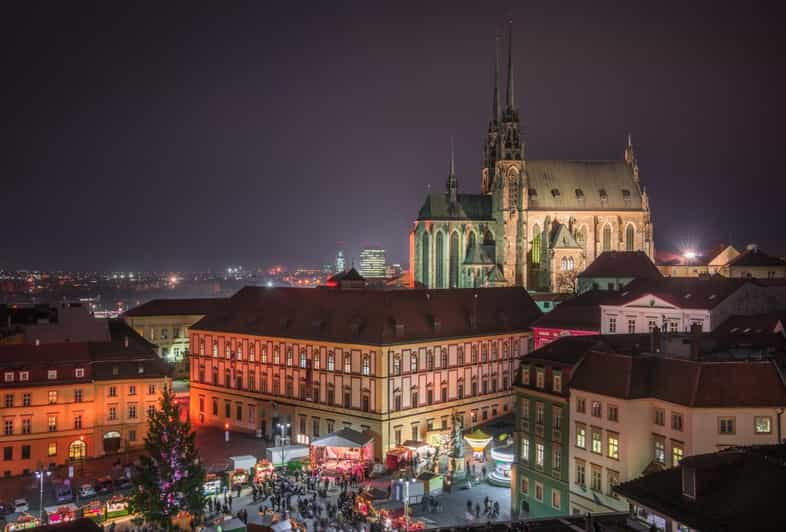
[131,384,205,530]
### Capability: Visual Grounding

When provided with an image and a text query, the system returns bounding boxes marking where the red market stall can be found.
[5,514,40,531]
[44,504,78,525]
[82,500,103,521]
[385,447,409,471]
[310,427,374,477]
[254,459,275,483]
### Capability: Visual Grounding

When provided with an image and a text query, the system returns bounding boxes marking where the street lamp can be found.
[225,423,230,443]
[35,469,52,521]
[403,479,412,532]
[277,423,290,466]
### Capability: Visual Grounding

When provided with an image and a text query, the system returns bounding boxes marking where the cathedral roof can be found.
[527,160,643,211]
[417,193,493,221]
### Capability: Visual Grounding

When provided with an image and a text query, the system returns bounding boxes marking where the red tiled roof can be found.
[123,297,228,317]
[192,286,542,345]
[0,341,92,364]
[577,251,662,280]
[715,314,783,336]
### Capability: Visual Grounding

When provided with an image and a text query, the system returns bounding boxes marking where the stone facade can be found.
[410,25,653,292]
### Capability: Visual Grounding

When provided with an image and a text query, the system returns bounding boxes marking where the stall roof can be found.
[311,427,373,448]
[401,440,429,449]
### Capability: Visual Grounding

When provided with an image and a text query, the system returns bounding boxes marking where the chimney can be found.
[123,336,129,349]
[690,323,702,360]
[650,326,661,353]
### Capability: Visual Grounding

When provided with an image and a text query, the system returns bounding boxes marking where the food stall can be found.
[4,514,40,531]
[385,447,409,471]
[44,504,78,524]
[105,496,130,519]
[82,499,104,521]
[309,428,373,478]
[354,487,390,521]
[230,468,249,487]
[488,445,514,486]
[254,459,275,482]
[204,473,224,495]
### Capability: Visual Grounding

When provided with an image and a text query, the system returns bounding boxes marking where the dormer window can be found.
[622,189,631,206]
[19,371,29,382]
[3,372,13,383]
[550,188,560,198]
[48,369,57,380]
[112,366,119,376]
[75,368,85,378]
[575,189,585,202]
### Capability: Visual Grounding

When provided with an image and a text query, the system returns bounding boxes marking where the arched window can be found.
[69,440,86,460]
[327,352,335,371]
[393,355,401,375]
[435,232,445,288]
[410,353,418,372]
[603,225,612,252]
[625,224,635,251]
[561,257,567,270]
[286,349,293,366]
[449,232,459,288]
[426,350,434,370]
[299,351,307,369]
[421,232,431,287]
[468,231,477,250]
[343,354,351,373]
[531,225,541,266]
[440,348,448,368]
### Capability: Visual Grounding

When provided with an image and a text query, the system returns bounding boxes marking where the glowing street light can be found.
[35,469,52,520]
[225,423,230,443]
[683,250,697,260]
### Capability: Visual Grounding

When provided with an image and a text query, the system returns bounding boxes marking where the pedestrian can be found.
[466,500,472,513]
[229,494,233,510]
[475,503,481,519]
[482,465,487,479]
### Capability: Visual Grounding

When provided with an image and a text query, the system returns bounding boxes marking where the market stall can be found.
[82,499,103,521]
[230,468,249,487]
[203,473,223,495]
[4,514,40,531]
[463,429,492,458]
[354,487,390,521]
[309,427,373,477]
[416,471,443,495]
[487,445,514,487]
[385,447,409,471]
[44,504,78,525]
[254,459,275,483]
[105,496,129,519]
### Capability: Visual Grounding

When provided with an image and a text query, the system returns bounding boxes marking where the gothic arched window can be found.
[603,225,612,252]
[625,224,635,251]
[449,232,459,288]
[531,225,541,266]
[576,226,587,249]
[421,232,430,287]
[435,232,445,288]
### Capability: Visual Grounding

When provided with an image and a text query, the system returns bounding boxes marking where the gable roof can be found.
[124,298,228,317]
[727,246,786,267]
[311,427,373,448]
[417,193,493,221]
[532,290,618,331]
[578,251,662,280]
[191,286,542,345]
[549,223,581,249]
[526,160,643,210]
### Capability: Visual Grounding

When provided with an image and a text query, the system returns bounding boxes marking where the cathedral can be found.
[409,24,654,292]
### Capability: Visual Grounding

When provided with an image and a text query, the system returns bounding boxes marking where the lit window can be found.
[75,368,85,378]
[48,370,57,380]
[607,433,619,460]
[553,371,562,392]
[575,423,586,449]
[521,476,529,495]
[129,385,136,396]
[755,416,772,434]
[327,353,335,371]
[591,428,602,454]
[522,365,530,385]
[19,371,28,381]
[3,372,13,383]
[48,415,57,432]
[48,443,57,456]
[300,351,307,369]
[672,443,684,466]
[591,401,602,417]
[520,438,530,463]
[48,391,57,404]
[362,356,370,376]
[535,443,544,469]
[551,489,561,510]
[654,438,665,463]
[535,369,544,389]
[344,354,351,373]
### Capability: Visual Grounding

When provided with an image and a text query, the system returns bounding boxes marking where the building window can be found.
[344,354,351,373]
[312,418,320,437]
[553,371,562,393]
[553,406,562,432]
[3,395,12,408]
[719,417,735,434]
[607,405,618,422]
[535,443,545,469]
[654,437,666,464]
[411,390,418,409]
[607,469,620,498]
[535,369,544,389]
[671,412,683,431]
[535,402,545,426]
[362,356,370,376]
[129,430,137,442]
[608,316,616,333]
[22,419,30,434]
[344,390,351,409]
[129,385,136,396]
[551,489,561,510]
[3,420,12,436]
[576,423,586,449]
[576,397,586,414]
[327,353,335,371]
[261,346,268,364]
[74,415,82,429]
[392,356,401,376]
[521,439,530,463]
[225,402,231,418]
[521,476,529,495]
[148,405,156,418]
[286,349,293,367]
[3,372,12,383]
[553,445,562,473]
[755,416,772,434]
[591,428,602,455]
[108,386,117,398]
[607,432,619,460]
[591,401,601,417]
[457,347,465,365]
[590,465,602,491]
[522,365,530,385]
[299,351,307,369]
[394,428,401,445]
[273,347,281,365]
[48,443,57,457]
[313,352,320,370]
[47,370,57,380]
[627,319,636,333]
[128,405,137,419]
[22,445,30,459]
[48,391,57,404]
[535,481,543,502]
[457,382,464,399]
[672,442,684,466]
[410,354,418,372]
[212,399,218,416]
[74,390,83,403]
[108,407,117,421]
[48,415,57,432]
[440,348,448,368]
[575,460,586,486]
[426,351,434,370]
[411,424,419,441]
[22,393,30,407]
[654,408,665,426]
[75,368,85,378]
[236,404,242,421]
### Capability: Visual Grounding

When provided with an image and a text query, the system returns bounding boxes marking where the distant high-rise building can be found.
[359,248,386,278]
[336,251,346,273]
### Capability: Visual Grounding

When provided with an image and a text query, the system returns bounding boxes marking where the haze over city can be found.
[3,0,785,271]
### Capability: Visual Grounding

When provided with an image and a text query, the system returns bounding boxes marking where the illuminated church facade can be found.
[409,25,654,292]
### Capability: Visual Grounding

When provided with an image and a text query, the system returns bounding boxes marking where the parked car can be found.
[13,499,29,514]
[54,485,73,503]
[79,484,96,498]
[94,476,114,494]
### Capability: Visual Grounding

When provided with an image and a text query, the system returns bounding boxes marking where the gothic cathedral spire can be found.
[447,136,458,203]
[506,19,514,111]
[493,32,501,124]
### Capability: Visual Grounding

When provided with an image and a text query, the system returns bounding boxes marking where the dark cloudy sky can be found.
[2,1,784,271]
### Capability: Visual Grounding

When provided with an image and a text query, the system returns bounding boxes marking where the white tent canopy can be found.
[311,427,373,448]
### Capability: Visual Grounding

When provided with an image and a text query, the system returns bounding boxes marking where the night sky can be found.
[3,1,784,271]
